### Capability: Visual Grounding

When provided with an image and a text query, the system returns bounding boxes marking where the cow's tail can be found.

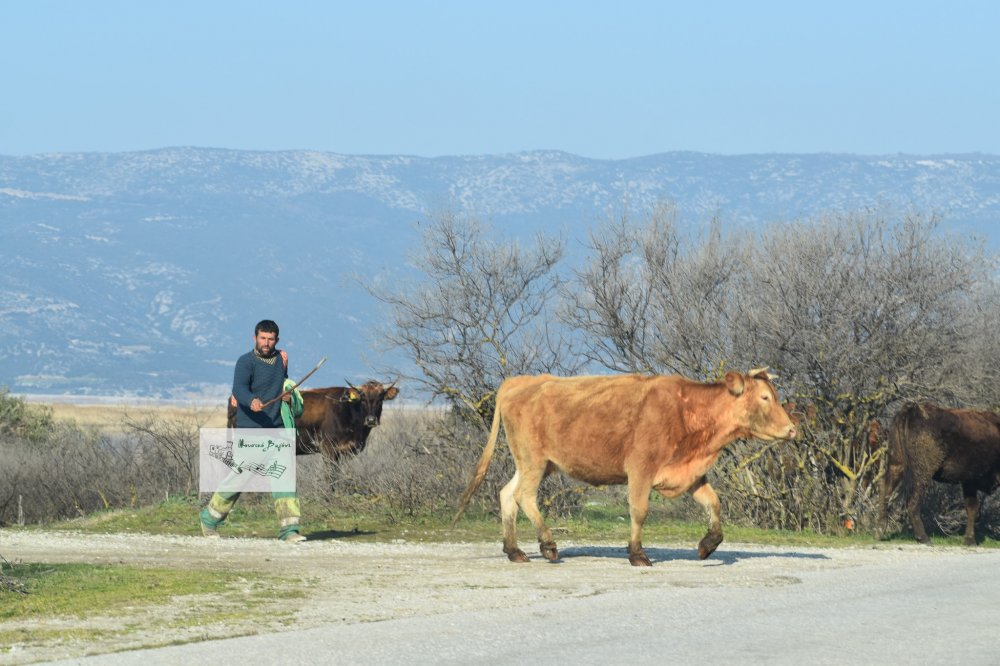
[888,402,921,504]
[450,401,504,527]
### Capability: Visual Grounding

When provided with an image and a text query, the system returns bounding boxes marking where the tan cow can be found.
[452,369,797,566]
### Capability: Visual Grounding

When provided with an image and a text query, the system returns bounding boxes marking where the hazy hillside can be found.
[2,148,998,398]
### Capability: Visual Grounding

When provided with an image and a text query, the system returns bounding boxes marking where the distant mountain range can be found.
[2,148,999,399]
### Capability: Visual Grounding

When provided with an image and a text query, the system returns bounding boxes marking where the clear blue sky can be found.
[3,1,998,158]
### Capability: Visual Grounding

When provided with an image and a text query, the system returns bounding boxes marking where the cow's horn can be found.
[749,367,773,379]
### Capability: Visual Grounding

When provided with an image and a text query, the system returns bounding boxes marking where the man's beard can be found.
[254,345,276,358]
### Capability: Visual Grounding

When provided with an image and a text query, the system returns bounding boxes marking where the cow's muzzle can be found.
[365,416,380,428]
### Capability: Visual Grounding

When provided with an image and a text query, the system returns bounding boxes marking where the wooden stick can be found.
[260,356,328,408]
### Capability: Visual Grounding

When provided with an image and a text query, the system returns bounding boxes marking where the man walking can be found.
[200,319,305,542]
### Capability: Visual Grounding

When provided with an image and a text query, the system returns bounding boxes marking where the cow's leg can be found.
[514,466,559,562]
[906,478,932,545]
[627,480,652,566]
[878,460,904,540]
[689,476,724,560]
[961,482,980,547]
[499,471,528,563]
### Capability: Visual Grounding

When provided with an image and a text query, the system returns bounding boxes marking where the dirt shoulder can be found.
[0,529,973,664]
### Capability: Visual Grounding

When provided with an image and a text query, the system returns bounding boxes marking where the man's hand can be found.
[282,393,291,403]
[250,398,264,412]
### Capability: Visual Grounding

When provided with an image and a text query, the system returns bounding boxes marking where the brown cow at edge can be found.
[879,402,1000,545]
[227,381,399,461]
[452,369,797,566]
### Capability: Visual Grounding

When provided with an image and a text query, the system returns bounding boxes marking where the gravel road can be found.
[3,530,999,665]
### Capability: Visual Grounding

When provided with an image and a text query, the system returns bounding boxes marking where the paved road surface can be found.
[24,537,998,666]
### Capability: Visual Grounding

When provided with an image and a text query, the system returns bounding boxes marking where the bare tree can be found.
[739,211,994,406]
[362,212,593,517]
[563,203,750,378]
[367,210,579,426]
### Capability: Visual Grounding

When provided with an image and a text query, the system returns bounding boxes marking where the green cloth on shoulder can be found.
[280,378,304,429]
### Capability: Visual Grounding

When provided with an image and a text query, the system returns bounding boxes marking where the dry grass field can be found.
[38,401,228,431]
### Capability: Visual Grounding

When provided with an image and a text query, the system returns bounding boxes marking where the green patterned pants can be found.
[200,491,301,540]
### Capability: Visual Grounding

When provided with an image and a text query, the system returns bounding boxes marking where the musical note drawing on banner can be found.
[207,437,289,480]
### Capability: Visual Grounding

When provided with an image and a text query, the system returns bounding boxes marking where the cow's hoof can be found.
[628,551,652,567]
[698,532,724,560]
[505,548,530,563]
[916,535,932,546]
[540,541,560,562]
[964,537,978,547]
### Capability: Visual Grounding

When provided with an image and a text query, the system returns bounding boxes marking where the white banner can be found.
[199,428,297,493]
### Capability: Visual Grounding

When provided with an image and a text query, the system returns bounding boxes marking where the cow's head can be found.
[725,367,797,441]
[342,380,400,428]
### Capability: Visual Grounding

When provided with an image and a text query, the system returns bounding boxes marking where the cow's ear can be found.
[384,386,399,400]
[725,371,746,397]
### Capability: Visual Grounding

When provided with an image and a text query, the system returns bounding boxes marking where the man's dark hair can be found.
[255,319,280,337]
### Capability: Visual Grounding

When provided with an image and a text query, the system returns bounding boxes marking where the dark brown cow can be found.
[227,381,399,461]
[452,369,797,566]
[880,402,1000,545]
[295,381,399,460]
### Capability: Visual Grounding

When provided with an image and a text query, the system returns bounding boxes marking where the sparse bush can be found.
[120,408,209,496]
[0,408,209,525]
[0,423,136,523]
[0,387,54,443]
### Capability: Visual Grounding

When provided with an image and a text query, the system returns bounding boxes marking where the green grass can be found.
[36,493,999,549]
[0,562,292,621]
[46,494,415,540]
[0,560,303,650]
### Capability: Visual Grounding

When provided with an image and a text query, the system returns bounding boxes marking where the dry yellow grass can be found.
[40,402,229,431]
